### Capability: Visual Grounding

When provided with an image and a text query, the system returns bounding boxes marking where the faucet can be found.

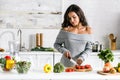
[17,29,22,51]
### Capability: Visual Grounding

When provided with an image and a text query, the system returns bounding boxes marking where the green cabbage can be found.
[53,62,64,73]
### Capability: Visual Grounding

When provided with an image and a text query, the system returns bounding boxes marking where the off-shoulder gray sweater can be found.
[54,30,92,67]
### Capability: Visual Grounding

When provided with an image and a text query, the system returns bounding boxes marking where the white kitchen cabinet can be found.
[0,53,10,57]
[53,52,62,65]
[111,55,120,67]
[19,53,37,71]
[110,50,120,66]
[19,52,54,72]
[36,52,53,72]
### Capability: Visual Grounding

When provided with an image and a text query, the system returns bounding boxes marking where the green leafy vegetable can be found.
[31,47,54,52]
[0,58,6,68]
[16,61,31,73]
[53,62,64,73]
[98,48,114,63]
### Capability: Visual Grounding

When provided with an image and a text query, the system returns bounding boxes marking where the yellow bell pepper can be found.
[44,64,52,73]
[6,60,15,69]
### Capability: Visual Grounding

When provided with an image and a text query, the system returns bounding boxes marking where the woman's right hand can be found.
[64,51,71,59]
[76,58,83,65]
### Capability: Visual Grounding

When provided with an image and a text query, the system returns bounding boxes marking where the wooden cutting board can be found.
[66,67,92,72]
[97,71,120,75]
[75,68,92,72]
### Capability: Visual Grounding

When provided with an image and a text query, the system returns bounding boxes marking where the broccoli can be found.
[53,62,64,73]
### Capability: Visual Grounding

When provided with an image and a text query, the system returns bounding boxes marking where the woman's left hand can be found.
[76,58,83,65]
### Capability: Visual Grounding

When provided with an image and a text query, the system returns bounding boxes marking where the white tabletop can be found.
[0,70,120,80]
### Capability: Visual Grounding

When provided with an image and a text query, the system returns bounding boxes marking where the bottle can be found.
[40,33,43,47]
[36,33,40,47]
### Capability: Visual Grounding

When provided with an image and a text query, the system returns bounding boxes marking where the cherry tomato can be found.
[65,68,74,72]
[85,64,91,69]
[80,66,85,69]
[75,65,81,69]
[4,55,11,60]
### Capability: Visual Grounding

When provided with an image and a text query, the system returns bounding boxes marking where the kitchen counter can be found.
[0,51,54,55]
[0,70,120,80]
[0,50,120,55]
[0,50,120,80]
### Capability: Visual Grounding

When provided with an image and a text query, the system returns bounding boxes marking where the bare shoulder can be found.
[86,26,93,34]
[62,27,69,31]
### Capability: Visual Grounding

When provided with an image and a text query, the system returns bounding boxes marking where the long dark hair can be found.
[62,4,88,28]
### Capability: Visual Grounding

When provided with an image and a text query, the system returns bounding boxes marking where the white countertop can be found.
[0,50,120,79]
[0,51,54,55]
[0,70,120,80]
[54,50,120,56]
[0,50,120,55]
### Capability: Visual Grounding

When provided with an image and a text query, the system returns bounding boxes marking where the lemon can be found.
[118,67,120,72]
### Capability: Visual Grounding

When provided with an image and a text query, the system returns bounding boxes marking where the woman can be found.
[54,4,93,67]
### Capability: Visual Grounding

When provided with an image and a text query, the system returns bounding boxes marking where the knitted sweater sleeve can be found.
[54,31,70,54]
[80,41,92,61]
[73,41,93,61]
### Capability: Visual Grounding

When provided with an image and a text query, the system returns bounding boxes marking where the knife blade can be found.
[70,58,78,65]
[68,56,78,65]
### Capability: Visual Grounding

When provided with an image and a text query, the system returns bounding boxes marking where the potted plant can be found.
[98,48,114,73]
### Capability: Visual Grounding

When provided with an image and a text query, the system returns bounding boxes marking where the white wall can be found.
[0,0,120,51]
[0,29,60,51]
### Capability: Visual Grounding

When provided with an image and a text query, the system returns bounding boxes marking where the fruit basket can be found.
[0,55,15,71]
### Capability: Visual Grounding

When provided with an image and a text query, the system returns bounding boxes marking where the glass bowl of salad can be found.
[15,61,31,74]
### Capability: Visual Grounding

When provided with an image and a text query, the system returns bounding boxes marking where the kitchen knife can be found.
[70,58,78,65]
[68,56,78,65]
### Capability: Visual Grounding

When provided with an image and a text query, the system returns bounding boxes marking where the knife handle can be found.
[68,56,71,59]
